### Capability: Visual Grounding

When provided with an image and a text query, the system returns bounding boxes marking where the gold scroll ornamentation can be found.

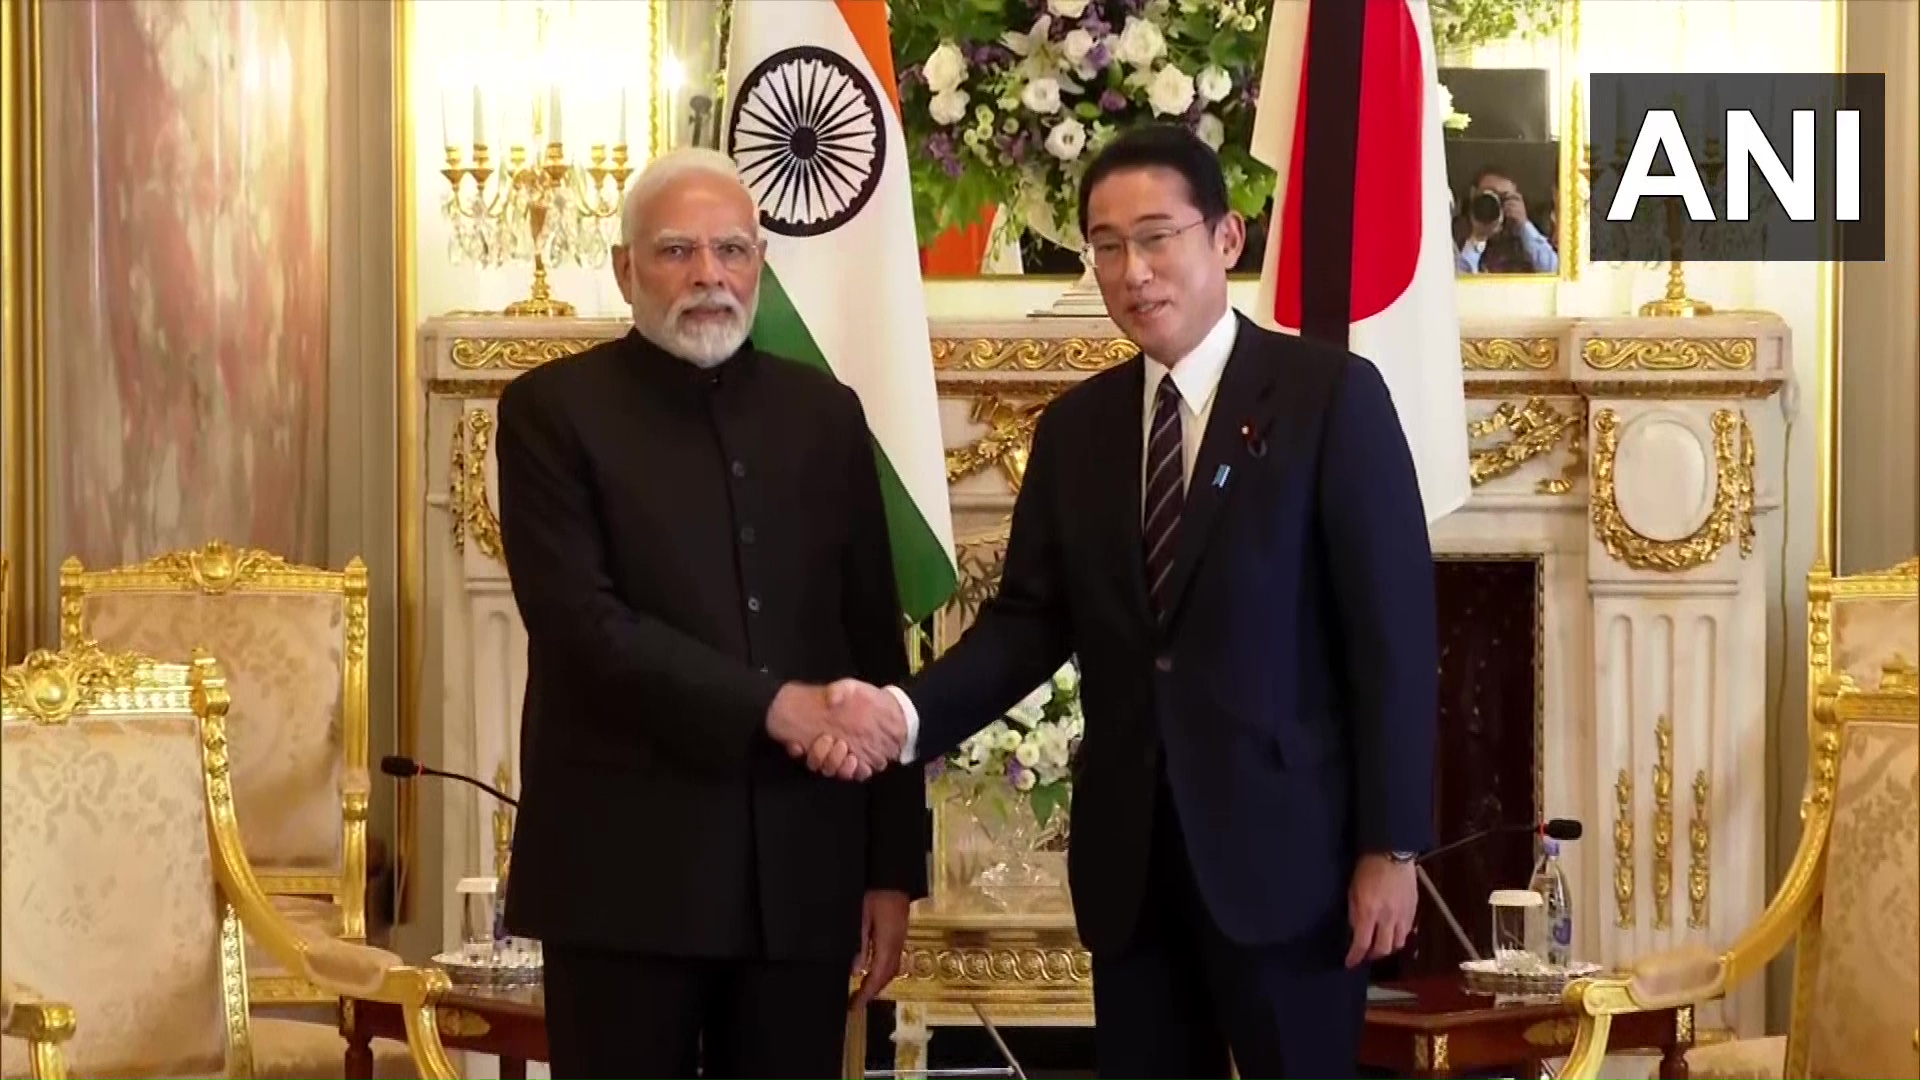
[448,336,602,371]
[450,410,504,561]
[0,641,162,723]
[1582,337,1757,372]
[1652,716,1674,929]
[1462,337,1558,371]
[1615,769,1635,928]
[1468,397,1583,492]
[946,397,1046,492]
[1591,408,1755,572]
[1689,770,1711,928]
[931,337,1138,372]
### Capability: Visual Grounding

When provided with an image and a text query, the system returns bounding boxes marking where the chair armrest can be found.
[1,977,77,1080]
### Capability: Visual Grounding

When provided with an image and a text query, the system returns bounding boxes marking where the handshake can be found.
[765,680,910,780]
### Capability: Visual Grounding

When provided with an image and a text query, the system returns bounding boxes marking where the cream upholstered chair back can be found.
[1787,667,1919,1078]
[59,543,369,1003]
[1,643,245,1078]
[1811,556,1918,690]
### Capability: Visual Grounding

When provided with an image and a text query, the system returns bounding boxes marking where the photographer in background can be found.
[1454,166,1559,274]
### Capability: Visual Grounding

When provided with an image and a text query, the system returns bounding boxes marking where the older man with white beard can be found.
[492,148,927,1078]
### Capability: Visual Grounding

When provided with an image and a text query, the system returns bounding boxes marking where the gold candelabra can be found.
[440,124,635,317]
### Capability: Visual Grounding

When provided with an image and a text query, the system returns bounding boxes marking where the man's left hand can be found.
[852,888,911,1009]
[1345,853,1417,968]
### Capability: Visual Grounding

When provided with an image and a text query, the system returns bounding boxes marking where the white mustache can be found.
[671,289,743,322]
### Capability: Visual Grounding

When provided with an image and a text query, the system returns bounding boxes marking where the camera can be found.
[1469,190,1503,225]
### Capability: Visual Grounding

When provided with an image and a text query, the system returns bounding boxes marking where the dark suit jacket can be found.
[494,329,928,962]
[908,312,1437,956]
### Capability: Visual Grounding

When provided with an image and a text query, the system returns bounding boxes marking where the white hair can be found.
[619,147,756,248]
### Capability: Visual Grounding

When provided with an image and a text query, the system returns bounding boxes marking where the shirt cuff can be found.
[885,685,921,764]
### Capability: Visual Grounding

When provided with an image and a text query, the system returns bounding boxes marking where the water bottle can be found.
[1530,838,1574,968]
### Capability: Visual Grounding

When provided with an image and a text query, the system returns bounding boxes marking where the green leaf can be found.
[1028,782,1071,828]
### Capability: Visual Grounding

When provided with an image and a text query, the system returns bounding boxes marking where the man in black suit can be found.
[806,125,1440,1077]
[494,147,926,1078]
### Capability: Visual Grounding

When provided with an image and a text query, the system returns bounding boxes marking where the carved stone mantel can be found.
[416,308,1786,1044]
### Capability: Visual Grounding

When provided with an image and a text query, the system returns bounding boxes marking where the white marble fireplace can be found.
[417,307,1786,1039]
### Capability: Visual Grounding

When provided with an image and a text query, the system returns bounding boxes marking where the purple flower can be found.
[1099,88,1127,113]
[1005,758,1029,785]
[1086,41,1113,71]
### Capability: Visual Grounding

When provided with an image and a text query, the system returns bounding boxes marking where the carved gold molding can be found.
[1468,397,1583,492]
[1614,769,1635,928]
[1523,1016,1582,1048]
[437,1007,491,1038]
[1582,337,1757,372]
[932,337,1137,372]
[1652,715,1674,930]
[1690,769,1711,928]
[1413,1034,1450,1072]
[895,943,1093,993]
[450,410,504,562]
[0,640,165,722]
[1591,408,1756,573]
[449,336,600,370]
[947,397,1045,491]
[1464,337,1558,371]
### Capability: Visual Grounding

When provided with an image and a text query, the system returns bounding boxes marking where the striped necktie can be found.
[1143,375,1185,619]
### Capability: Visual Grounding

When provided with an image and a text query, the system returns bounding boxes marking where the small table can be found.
[340,983,546,1080]
[1362,976,1693,1079]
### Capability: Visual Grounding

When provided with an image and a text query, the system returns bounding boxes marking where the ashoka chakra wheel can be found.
[727,45,887,238]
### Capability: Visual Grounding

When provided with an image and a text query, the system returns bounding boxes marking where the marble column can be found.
[39,0,331,570]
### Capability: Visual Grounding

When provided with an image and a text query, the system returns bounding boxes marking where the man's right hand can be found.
[765,681,905,780]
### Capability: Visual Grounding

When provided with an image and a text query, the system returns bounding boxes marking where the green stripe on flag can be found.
[751,267,958,623]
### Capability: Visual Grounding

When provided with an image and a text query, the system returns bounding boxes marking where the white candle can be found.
[440,90,451,147]
[618,89,628,147]
[548,86,563,145]
[471,87,486,145]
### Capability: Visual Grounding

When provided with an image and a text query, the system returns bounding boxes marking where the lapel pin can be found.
[1213,464,1231,489]
[1241,422,1267,459]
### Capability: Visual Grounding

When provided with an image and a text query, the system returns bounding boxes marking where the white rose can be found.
[928,89,970,126]
[1114,17,1166,67]
[1195,112,1225,149]
[1196,64,1232,103]
[1047,0,1090,17]
[1061,28,1097,66]
[1020,76,1063,115]
[1015,740,1041,767]
[1147,65,1196,116]
[923,41,968,95]
[1044,117,1087,161]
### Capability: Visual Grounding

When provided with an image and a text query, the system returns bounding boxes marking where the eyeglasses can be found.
[1085,219,1209,271]
[648,237,763,271]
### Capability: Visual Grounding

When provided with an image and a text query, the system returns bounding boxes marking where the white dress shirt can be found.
[888,308,1241,763]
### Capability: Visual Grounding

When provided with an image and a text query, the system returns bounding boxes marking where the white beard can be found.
[632,286,757,368]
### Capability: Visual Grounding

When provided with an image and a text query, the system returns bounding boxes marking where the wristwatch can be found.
[1387,851,1417,864]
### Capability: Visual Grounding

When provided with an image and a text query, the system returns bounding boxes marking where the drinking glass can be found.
[457,876,499,963]
[1489,888,1545,972]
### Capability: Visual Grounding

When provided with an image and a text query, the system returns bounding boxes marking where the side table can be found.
[1363,976,1694,1079]
[340,983,546,1080]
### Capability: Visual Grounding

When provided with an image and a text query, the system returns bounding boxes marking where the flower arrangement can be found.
[891,0,1276,252]
[1428,0,1563,58]
[933,661,1084,830]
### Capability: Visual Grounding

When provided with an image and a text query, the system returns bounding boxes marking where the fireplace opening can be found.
[1392,555,1544,979]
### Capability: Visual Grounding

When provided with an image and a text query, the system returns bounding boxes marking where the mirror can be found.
[887,0,1579,281]
[1434,0,1579,280]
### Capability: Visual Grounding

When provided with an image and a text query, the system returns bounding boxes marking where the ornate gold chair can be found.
[1810,556,1919,689]
[1,642,450,1079]
[59,543,371,1005]
[0,979,73,1080]
[1555,659,1919,1080]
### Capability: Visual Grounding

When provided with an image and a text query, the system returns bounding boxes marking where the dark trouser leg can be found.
[1091,776,1235,1079]
[1199,909,1369,1079]
[702,958,853,1079]
[541,944,704,1078]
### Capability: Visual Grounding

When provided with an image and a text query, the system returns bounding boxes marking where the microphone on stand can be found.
[380,754,519,808]
[1413,819,1583,963]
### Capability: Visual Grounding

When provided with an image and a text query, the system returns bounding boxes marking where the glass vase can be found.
[957,776,1069,902]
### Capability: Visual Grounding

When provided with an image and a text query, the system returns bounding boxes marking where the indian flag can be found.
[726,0,957,621]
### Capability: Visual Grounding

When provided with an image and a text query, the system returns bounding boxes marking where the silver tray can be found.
[1459,957,1602,996]
[430,949,543,989]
